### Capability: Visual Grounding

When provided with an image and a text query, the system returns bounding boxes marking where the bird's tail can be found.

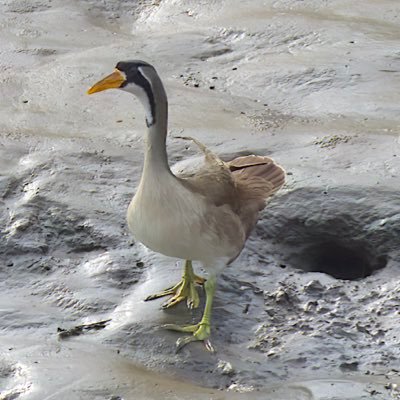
[228,154,286,199]
[227,154,285,239]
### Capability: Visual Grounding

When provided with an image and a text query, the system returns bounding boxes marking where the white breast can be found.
[126,172,242,268]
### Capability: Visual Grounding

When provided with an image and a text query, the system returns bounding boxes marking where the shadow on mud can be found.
[258,186,398,280]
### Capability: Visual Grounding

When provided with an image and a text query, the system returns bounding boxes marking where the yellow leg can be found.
[163,275,217,352]
[144,260,205,309]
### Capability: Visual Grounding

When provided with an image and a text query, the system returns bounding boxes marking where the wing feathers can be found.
[228,155,286,237]
[176,141,285,241]
[229,155,285,196]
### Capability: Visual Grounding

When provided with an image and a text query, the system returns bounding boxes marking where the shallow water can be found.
[1,0,400,399]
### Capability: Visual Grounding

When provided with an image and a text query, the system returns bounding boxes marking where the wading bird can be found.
[87,60,285,351]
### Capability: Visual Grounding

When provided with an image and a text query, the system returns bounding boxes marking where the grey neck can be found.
[141,74,172,176]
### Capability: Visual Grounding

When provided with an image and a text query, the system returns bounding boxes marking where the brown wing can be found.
[228,155,286,237]
[175,136,240,209]
[175,137,285,239]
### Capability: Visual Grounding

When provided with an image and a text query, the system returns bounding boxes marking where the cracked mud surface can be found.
[1,0,400,399]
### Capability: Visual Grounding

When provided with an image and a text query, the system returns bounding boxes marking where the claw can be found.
[188,282,200,309]
[175,335,215,353]
[161,295,185,309]
[144,284,176,302]
[204,339,215,353]
[163,322,214,352]
[144,260,204,309]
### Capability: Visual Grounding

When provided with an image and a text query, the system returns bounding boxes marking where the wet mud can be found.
[1,0,400,399]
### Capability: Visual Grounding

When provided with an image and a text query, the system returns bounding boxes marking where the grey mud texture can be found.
[1,1,400,399]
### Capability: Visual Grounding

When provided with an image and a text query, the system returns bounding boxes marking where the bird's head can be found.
[87,60,160,127]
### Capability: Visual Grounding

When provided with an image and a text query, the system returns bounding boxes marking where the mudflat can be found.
[1,1,399,399]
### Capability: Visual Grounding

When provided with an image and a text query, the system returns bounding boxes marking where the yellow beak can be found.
[87,69,126,95]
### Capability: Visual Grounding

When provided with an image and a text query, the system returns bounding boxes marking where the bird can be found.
[87,60,285,352]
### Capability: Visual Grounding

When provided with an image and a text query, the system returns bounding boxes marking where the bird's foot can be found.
[144,274,205,309]
[163,321,214,353]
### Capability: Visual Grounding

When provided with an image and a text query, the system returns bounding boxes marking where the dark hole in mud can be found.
[259,187,396,281]
[301,241,387,280]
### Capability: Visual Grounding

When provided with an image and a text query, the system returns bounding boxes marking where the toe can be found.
[144,281,181,302]
[161,293,188,309]
[187,284,200,309]
[175,335,198,352]
[144,288,173,301]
